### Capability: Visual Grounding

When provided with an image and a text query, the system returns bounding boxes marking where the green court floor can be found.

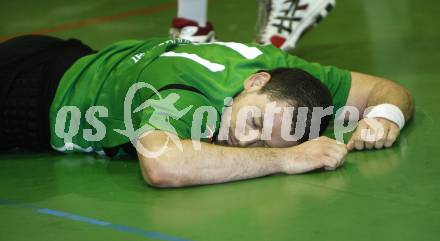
[1,0,439,240]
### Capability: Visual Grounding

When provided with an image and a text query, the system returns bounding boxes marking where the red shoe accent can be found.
[296,3,309,10]
[270,35,286,48]
[172,17,214,35]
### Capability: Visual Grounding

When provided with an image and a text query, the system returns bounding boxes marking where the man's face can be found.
[217,72,299,148]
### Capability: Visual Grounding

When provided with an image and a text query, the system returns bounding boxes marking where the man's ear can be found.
[244,72,271,90]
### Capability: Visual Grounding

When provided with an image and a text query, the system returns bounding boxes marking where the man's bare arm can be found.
[137,131,347,188]
[346,72,414,150]
[346,72,413,120]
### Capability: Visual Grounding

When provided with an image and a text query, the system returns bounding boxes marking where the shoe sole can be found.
[169,28,216,43]
[280,0,336,51]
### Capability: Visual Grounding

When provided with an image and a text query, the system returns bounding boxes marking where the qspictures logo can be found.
[54,82,382,157]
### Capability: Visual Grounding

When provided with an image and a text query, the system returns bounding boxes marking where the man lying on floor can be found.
[0,35,413,187]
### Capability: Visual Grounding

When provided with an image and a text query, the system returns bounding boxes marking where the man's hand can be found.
[344,72,413,152]
[282,137,348,174]
[347,117,400,151]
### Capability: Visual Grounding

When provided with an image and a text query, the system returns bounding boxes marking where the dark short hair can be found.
[259,68,333,142]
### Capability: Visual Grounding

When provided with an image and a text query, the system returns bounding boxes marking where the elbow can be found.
[402,86,415,120]
[408,90,414,116]
[139,156,187,188]
[388,80,414,120]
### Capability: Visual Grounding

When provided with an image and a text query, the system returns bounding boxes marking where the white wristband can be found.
[364,104,405,129]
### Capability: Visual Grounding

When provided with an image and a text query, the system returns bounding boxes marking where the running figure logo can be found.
[115,82,193,158]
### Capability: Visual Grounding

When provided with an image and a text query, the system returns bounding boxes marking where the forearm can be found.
[139,140,287,187]
[366,79,414,121]
[138,132,347,187]
[167,141,286,185]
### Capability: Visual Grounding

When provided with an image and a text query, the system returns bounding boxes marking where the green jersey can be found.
[49,38,351,154]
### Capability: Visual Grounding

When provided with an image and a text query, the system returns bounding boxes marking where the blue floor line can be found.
[0,199,192,241]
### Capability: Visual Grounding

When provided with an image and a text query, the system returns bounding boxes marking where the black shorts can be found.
[0,35,95,151]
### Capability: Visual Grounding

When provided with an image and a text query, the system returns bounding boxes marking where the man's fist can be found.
[282,136,348,174]
[347,117,400,151]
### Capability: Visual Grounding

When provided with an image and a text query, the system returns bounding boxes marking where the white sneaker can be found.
[170,17,215,43]
[256,0,336,51]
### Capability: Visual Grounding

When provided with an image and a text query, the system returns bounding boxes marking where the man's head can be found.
[220,67,332,147]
